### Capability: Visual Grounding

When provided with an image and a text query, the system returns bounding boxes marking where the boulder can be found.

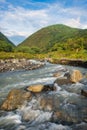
[43,84,56,91]
[54,77,73,86]
[26,84,56,93]
[70,70,83,83]
[52,110,81,124]
[0,89,32,111]
[40,97,53,111]
[40,94,60,111]
[54,70,83,86]
[26,84,44,93]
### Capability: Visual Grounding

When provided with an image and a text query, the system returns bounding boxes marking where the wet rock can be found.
[72,122,87,130]
[26,84,56,93]
[64,72,71,79]
[40,92,87,124]
[26,84,44,93]
[54,77,73,86]
[40,97,53,111]
[0,89,32,110]
[43,84,56,91]
[81,88,87,97]
[70,70,83,83]
[40,94,60,111]
[52,106,81,124]
[54,69,83,86]
[51,92,87,124]
[52,111,65,123]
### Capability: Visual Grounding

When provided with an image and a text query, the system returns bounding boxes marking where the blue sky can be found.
[0,0,87,45]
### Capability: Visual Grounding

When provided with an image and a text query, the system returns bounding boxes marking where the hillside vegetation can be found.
[0,24,87,60]
[18,24,87,53]
[0,32,15,52]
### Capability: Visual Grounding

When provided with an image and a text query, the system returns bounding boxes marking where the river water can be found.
[0,62,87,130]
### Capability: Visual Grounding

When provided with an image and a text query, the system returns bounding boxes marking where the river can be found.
[0,62,87,130]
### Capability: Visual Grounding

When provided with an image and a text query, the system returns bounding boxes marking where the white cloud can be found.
[0,0,6,3]
[0,2,87,44]
[64,17,81,28]
[0,6,49,38]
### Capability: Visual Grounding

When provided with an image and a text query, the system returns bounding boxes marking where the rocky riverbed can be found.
[0,59,45,72]
[0,62,87,130]
[0,58,87,73]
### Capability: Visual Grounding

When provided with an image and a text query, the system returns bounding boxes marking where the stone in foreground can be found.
[70,70,83,83]
[54,77,73,86]
[26,84,44,92]
[26,84,56,93]
[1,89,31,110]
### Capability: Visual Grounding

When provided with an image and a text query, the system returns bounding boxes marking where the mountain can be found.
[18,24,87,53]
[0,32,15,52]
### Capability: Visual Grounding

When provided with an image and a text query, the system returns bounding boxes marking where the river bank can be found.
[0,58,87,73]
[48,58,87,68]
[0,59,45,73]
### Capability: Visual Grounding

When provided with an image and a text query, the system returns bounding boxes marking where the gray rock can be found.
[54,77,73,86]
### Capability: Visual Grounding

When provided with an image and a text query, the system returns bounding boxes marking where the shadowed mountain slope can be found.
[0,32,15,52]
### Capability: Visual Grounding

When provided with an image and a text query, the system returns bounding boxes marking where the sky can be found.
[0,0,87,45]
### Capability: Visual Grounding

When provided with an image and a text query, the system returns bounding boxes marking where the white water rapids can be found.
[0,62,87,130]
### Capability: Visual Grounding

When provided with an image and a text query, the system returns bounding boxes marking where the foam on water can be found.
[45,123,72,130]
[16,97,52,124]
[32,111,52,125]
[54,83,62,91]
[0,63,87,130]
[25,122,72,130]
[0,114,21,125]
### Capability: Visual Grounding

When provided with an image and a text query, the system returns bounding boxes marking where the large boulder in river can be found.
[54,77,73,86]
[70,70,83,83]
[26,84,44,93]
[43,84,56,91]
[40,94,60,111]
[1,89,32,111]
[54,69,83,86]
[26,84,56,93]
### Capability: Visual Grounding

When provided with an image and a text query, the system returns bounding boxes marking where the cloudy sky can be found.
[0,0,87,45]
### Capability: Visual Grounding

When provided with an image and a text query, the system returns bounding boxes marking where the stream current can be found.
[0,62,87,130]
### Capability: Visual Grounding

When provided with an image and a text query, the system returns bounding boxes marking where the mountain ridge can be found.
[18,24,87,52]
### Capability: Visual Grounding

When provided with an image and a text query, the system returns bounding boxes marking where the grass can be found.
[48,50,87,61]
[0,51,87,61]
[0,52,34,59]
